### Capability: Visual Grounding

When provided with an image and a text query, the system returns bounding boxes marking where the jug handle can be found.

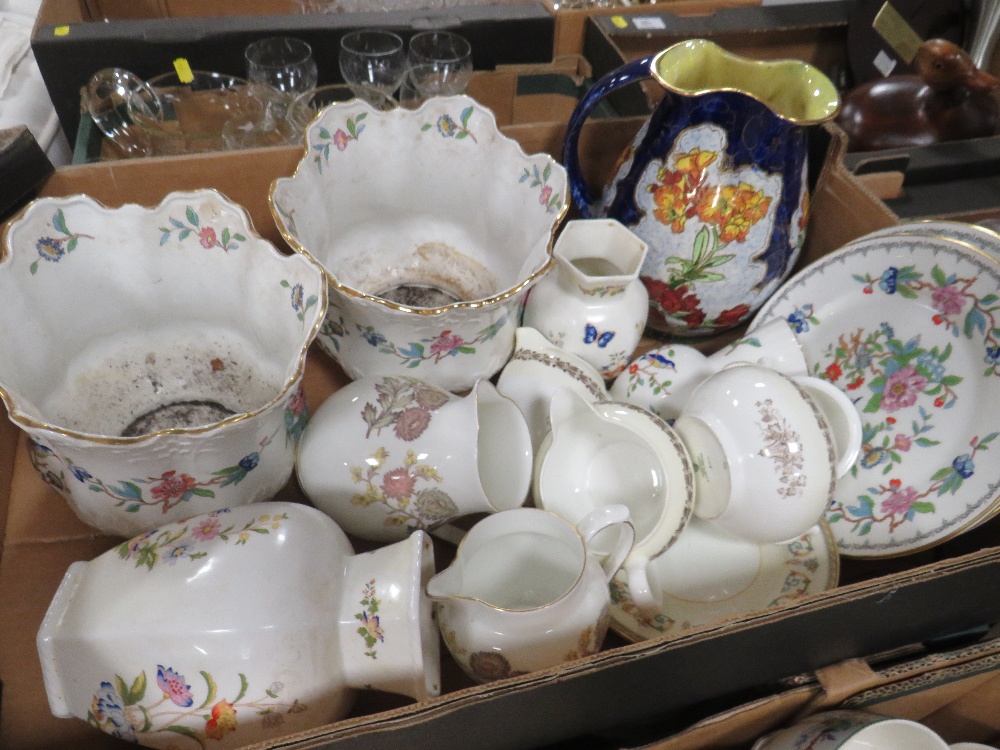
[576,503,636,583]
[563,55,655,217]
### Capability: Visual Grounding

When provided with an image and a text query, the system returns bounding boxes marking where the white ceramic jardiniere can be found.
[270,95,568,392]
[534,388,695,613]
[296,375,532,543]
[673,362,862,544]
[522,218,649,379]
[427,505,634,683]
[0,191,326,537]
[495,326,607,454]
[610,317,807,421]
[37,502,440,749]
[753,709,949,750]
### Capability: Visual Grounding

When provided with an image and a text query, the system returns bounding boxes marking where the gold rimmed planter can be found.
[0,190,327,537]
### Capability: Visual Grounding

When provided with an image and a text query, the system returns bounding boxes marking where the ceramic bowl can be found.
[270,95,568,392]
[0,191,327,537]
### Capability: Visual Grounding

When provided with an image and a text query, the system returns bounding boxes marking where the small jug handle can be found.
[576,503,635,583]
[563,55,655,217]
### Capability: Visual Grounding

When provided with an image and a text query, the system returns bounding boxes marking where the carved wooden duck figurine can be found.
[837,38,1000,151]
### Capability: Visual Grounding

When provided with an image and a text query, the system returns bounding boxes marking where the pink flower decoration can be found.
[931,284,965,317]
[880,366,927,412]
[197,227,217,249]
[150,471,198,501]
[539,185,553,206]
[333,129,350,151]
[156,665,194,707]
[381,467,416,500]
[893,433,912,451]
[429,331,464,356]
[191,515,222,541]
[880,485,918,516]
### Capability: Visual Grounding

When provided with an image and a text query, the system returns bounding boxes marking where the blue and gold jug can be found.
[564,39,840,336]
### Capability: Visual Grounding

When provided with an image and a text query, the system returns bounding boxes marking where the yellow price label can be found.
[173,58,194,84]
[611,15,628,29]
[54,25,70,36]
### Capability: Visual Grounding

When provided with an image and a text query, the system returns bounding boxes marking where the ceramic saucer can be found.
[608,520,838,643]
[752,233,1000,558]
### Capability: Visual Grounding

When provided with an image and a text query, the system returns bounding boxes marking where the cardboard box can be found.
[30,0,556,146]
[11,116,1000,750]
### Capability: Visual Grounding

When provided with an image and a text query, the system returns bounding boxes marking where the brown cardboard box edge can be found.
[9,121,1000,750]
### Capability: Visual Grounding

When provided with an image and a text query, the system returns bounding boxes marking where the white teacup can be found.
[674,362,862,545]
[754,710,949,750]
[950,744,1000,749]
[534,388,694,612]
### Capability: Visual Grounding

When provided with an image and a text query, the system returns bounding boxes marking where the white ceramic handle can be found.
[624,556,658,614]
[794,375,862,478]
[577,503,635,583]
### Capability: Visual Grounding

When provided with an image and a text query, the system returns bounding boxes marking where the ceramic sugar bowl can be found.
[296,375,532,543]
[270,95,568,392]
[0,191,326,537]
[534,388,695,612]
[427,505,634,683]
[37,502,440,748]
[522,218,649,379]
[673,362,862,544]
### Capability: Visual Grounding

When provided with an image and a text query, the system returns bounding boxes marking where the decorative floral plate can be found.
[608,522,838,643]
[752,234,1000,557]
[857,220,1000,261]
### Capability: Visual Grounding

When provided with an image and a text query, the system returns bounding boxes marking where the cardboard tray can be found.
[4,119,1000,749]
[30,0,556,146]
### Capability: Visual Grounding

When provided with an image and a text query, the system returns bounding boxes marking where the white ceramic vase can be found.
[296,375,532,543]
[522,218,649,379]
[37,502,439,749]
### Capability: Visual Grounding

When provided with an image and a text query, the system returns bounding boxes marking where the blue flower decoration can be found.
[239,452,260,472]
[69,464,93,483]
[878,267,899,294]
[359,326,388,348]
[952,453,975,478]
[985,345,1000,366]
[787,309,810,334]
[36,236,65,262]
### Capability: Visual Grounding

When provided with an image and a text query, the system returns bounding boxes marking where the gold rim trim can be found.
[649,39,842,126]
[267,95,568,316]
[0,188,328,445]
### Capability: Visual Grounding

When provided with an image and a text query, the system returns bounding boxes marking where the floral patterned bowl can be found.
[269,95,568,392]
[0,190,327,537]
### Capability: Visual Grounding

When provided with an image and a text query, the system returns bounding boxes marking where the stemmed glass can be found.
[244,36,318,111]
[339,29,407,105]
[406,30,473,98]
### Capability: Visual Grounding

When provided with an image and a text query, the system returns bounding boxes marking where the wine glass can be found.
[244,36,318,116]
[339,29,407,104]
[406,30,473,98]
